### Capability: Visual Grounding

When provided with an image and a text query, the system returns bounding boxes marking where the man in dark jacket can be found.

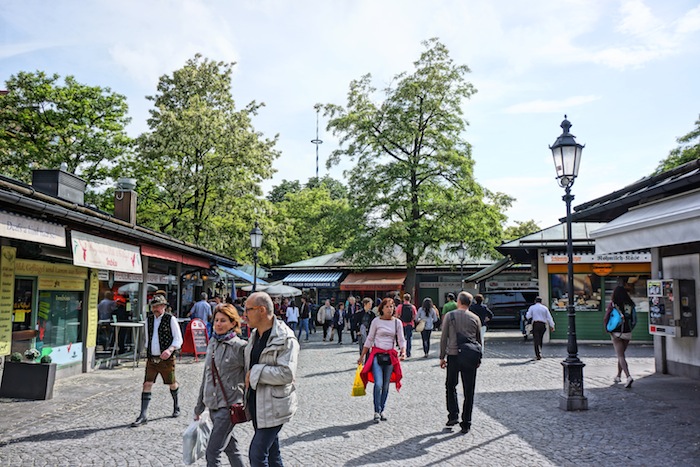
[469,294,494,350]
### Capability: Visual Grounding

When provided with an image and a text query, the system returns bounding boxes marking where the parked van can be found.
[481,289,539,327]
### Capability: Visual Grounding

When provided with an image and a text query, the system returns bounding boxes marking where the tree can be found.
[322,38,512,296]
[503,220,540,242]
[0,71,132,201]
[273,182,354,265]
[305,175,348,200]
[267,179,301,203]
[654,115,700,174]
[132,55,279,260]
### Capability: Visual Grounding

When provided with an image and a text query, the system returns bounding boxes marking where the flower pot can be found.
[0,361,57,400]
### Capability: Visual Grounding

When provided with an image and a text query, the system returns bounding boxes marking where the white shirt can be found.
[526,302,555,328]
[286,306,299,323]
[144,313,184,355]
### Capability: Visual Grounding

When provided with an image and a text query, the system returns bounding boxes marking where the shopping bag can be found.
[351,364,366,397]
[183,411,212,465]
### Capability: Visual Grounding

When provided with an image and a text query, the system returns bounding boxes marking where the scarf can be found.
[212,329,237,342]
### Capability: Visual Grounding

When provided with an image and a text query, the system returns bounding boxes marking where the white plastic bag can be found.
[182,411,212,465]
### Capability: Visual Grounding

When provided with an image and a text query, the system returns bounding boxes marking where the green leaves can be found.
[654,114,700,174]
[0,71,132,194]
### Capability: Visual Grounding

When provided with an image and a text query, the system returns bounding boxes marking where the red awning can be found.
[340,271,406,291]
[141,244,210,269]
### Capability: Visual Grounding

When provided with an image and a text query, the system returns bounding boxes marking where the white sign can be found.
[0,211,65,247]
[419,282,462,288]
[113,272,176,284]
[485,281,538,290]
[71,231,142,273]
[543,252,652,264]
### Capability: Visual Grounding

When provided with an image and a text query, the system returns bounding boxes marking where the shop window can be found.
[550,273,649,312]
[12,278,34,332]
[37,291,83,352]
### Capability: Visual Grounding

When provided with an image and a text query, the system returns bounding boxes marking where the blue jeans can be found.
[403,324,413,357]
[249,424,284,467]
[371,356,393,414]
[287,321,297,333]
[296,318,309,340]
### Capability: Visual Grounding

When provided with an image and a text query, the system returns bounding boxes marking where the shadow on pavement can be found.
[498,359,536,367]
[303,368,355,378]
[283,420,376,446]
[0,424,124,446]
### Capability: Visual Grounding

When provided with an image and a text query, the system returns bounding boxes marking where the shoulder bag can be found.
[606,306,623,333]
[211,358,250,425]
[415,311,426,333]
[374,319,401,366]
[450,313,482,368]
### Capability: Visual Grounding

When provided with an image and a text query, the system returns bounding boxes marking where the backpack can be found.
[400,303,414,323]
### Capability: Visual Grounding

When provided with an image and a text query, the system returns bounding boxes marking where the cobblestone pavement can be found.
[1,329,699,466]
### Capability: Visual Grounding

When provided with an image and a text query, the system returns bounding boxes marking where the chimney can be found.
[32,164,86,204]
[114,177,137,224]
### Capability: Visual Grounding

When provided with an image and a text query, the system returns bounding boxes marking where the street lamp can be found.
[549,115,588,411]
[456,240,467,291]
[249,221,263,292]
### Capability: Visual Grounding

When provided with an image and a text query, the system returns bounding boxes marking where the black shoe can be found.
[131,416,148,427]
[446,419,459,427]
[460,426,470,434]
[172,408,181,418]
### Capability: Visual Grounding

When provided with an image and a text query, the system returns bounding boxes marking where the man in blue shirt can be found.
[188,292,212,323]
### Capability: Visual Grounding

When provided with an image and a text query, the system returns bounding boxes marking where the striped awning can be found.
[282,271,343,288]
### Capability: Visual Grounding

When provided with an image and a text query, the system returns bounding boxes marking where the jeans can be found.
[206,408,245,467]
[287,321,297,333]
[249,424,284,467]
[296,318,309,340]
[335,326,343,343]
[420,329,432,355]
[445,355,477,430]
[371,356,393,414]
[403,324,414,357]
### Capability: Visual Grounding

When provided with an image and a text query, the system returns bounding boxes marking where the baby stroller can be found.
[520,309,532,341]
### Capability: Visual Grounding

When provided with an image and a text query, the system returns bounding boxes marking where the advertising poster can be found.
[86,269,99,347]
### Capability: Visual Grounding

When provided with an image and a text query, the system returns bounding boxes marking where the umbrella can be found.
[263,284,302,297]
[117,282,158,294]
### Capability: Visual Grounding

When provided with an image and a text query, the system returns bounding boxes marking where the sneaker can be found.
[446,418,459,427]
[373,413,381,423]
[625,377,634,388]
[380,412,387,421]
[613,376,622,384]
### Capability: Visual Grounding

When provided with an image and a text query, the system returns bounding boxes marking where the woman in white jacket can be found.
[194,304,247,467]
[244,292,300,467]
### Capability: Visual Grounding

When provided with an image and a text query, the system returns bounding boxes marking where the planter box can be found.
[0,361,57,400]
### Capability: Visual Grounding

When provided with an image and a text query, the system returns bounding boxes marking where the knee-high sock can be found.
[170,387,179,411]
[139,392,151,418]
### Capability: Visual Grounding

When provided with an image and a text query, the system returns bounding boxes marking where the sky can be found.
[2,0,700,229]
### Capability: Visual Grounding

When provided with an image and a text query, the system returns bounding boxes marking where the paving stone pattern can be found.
[0,329,698,466]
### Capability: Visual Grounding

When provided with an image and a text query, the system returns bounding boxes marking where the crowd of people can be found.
[129,286,637,465]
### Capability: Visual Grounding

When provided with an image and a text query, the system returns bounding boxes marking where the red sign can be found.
[181,318,209,361]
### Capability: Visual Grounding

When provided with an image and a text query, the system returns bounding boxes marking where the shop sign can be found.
[38,277,85,291]
[71,231,141,273]
[113,272,174,284]
[543,252,651,264]
[592,263,614,276]
[15,259,87,278]
[86,270,99,347]
[485,281,538,290]
[0,211,66,247]
[419,282,462,288]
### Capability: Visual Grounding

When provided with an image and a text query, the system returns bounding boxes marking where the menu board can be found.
[86,270,99,347]
[0,247,16,356]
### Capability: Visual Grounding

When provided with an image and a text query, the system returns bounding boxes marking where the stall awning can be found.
[340,271,406,291]
[591,190,700,254]
[282,271,343,288]
[141,244,210,269]
[464,258,513,283]
[218,265,268,286]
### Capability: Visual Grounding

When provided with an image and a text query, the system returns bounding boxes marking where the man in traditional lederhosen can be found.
[131,295,183,427]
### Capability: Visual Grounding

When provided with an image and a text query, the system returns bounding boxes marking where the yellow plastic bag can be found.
[351,364,366,397]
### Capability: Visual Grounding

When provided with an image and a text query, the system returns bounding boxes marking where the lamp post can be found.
[456,240,467,291]
[249,221,263,292]
[550,115,588,411]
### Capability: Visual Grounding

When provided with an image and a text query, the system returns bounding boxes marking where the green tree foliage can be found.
[322,38,512,295]
[0,71,132,202]
[273,179,354,265]
[503,220,540,242]
[132,55,279,262]
[267,179,301,203]
[654,115,700,174]
[305,175,348,200]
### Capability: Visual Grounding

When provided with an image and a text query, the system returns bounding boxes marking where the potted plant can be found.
[0,348,57,400]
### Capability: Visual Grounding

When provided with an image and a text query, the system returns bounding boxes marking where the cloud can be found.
[503,95,601,114]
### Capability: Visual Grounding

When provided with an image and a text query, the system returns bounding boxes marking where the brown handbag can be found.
[211,358,251,425]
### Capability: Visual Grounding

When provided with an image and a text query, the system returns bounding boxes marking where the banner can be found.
[71,231,142,273]
[86,270,99,347]
[0,247,17,356]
